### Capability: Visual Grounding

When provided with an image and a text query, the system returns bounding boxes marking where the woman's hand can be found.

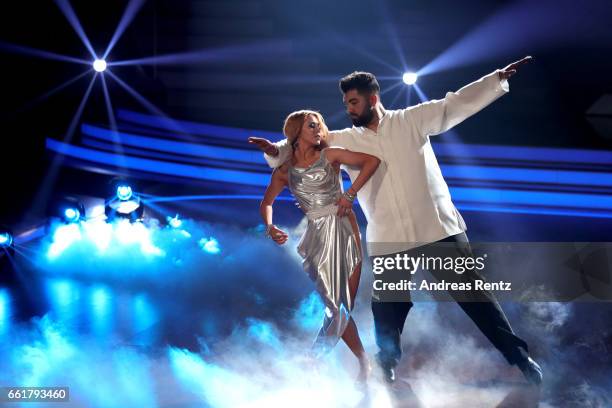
[324,148,380,217]
[248,137,279,156]
[336,196,353,217]
[268,225,289,245]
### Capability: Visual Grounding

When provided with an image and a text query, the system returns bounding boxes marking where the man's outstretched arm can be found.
[248,137,291,168]
[406,56,532,139]
[249,131,342,168]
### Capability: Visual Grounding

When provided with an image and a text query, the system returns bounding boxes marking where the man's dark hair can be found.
[339,71,380,95]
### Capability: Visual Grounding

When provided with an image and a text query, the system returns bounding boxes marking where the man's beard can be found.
[350,104,374,127]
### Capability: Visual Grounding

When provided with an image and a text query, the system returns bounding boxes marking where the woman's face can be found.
[298,114,323,147]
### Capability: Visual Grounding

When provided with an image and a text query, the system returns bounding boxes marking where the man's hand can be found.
[248,137,279,156]
[499,56,533,80]
[336,196,353,218]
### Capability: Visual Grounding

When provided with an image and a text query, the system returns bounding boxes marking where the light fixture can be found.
[105,179,144,222]
[0,232,13,248]
[63,207,81,223]
[0,227,15,261]
[167,215,182,229]
[199,237,220,254]
[402,72,418,85]
[49,197,86,224]
[116,185,133,201]
[93,59,107,73]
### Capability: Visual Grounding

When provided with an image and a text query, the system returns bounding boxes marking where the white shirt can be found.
[266,70,509,256]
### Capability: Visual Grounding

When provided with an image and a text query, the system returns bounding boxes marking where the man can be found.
[249,56,542,385]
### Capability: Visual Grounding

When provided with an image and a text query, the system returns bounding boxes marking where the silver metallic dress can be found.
[288,149,362,352]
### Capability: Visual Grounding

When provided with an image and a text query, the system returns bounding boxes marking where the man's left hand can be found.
[499,56,533,80]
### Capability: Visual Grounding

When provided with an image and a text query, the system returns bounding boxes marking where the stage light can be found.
[117,185,133,201]
[198,237,220,254]
[51,197,85,225]
[0,232,13,248]
[93,59,107,73]
[63,207,81,223]
[402,72,418,85]
[167,215,182,229]
[106,179,144,222]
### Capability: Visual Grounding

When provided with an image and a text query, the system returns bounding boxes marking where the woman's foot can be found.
[356,355,372,384]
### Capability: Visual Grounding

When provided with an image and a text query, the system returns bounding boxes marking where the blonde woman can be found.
[256,110,380,382]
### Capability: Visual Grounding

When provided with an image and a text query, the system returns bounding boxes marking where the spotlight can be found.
[0,226,15,274]
[167,215,182,229]
[0,227,15,263]
[63,207,81,223]
[0,232,13,248]
[93,59,107,73]
[116,185,133,201]
[402,72,418,85]
[48,197,86,225]
[199,237,220,254]
[105,179,144,222]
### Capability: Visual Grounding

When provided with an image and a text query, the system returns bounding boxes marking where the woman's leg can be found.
[341,316,370,382]
[347,211,362,301]
[341,316,366,358]
[342,212,370,381]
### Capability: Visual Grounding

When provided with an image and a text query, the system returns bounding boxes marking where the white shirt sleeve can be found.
[263,139,291,168]
[403,70,509,139]
[263,130,345,168]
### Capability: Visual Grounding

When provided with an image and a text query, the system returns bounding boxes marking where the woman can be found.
[259,110,380,382]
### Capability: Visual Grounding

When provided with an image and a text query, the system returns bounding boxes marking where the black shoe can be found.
[375,353,396,384]
[381,365,396,384]
[518,356,543,386]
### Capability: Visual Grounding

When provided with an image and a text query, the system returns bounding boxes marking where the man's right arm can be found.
[248,136,290,168]
[249,131,343,169]
[264,139,291,168]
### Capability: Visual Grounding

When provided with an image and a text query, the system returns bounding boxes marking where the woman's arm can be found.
[259,167,289,245]
[324,147,381,217]
[248,130,344,169]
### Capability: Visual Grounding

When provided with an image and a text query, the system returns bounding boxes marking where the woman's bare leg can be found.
[342,316,366,357]
[341,315,370,382]
[341,212,370,381]
[347,211,363,300]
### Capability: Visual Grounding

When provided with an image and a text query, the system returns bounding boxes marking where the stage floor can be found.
[1,197,611,407]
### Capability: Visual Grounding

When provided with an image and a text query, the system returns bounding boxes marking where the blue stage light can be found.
[93,59,107,73]
[402,72,418,85]
[54,198,85,224]
[199,237,220,254]
[0,232,13,248]
[167,215,182,229]
[117,185,133,201]
[106,180,143,222]
[64,207,81,223]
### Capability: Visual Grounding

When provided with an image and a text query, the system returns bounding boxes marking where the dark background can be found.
[1,0,611,228]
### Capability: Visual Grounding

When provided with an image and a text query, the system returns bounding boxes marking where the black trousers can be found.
[371,232,530,369]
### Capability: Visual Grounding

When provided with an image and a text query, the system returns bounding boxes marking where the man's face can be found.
[343,89,374,127]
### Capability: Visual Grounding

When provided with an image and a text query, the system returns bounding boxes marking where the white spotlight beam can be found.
[54,0,97,59]
[103,0,147,59]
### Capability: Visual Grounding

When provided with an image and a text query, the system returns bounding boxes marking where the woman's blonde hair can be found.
[282,110,329,149]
